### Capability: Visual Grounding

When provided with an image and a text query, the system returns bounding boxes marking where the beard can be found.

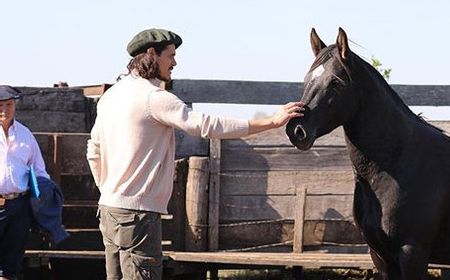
[157,70,171,83]
[157,74,171,83]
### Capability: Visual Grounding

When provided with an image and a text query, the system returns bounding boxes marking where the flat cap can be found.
[127,28,182,57]
[0,85,21,101]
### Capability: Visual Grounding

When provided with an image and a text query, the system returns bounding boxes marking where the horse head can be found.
[286,28,360,150]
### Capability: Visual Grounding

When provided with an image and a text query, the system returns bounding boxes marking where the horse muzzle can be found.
[285,117,315,150]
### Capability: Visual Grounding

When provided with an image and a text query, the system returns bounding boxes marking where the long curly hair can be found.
[125,44,167,80]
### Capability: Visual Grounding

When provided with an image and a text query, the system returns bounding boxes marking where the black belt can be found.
[0,191,29,200]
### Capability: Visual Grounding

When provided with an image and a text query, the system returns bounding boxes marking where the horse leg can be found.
[398,244,429,280]
[369,249,402,280]
[370,249,389,280]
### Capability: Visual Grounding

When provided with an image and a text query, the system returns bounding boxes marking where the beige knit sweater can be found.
[86,74,249,213]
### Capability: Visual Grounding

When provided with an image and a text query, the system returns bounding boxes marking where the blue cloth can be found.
[29,176,69,245]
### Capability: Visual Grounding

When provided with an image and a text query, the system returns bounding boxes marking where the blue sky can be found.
[0,0,449,119]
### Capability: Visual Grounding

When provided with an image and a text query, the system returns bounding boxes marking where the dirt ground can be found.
[215,268,443,280]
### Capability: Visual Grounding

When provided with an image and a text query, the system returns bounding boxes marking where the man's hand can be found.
[248,101,305,135]
[270,101,305,128]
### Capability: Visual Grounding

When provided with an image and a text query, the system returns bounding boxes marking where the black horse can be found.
[286,28,450,279]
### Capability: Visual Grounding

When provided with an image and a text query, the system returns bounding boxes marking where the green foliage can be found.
[371,56,392,81]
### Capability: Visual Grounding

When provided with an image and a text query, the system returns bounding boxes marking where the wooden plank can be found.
[208,139,221,251]
[225,121,448,149]
[303,220,365,246]
[34,133,91,176]
[166,251,450,269]
[165,251,375,269]
[293,187,306,253]
[171,80,302,105]
[62,202,174,231]
[218,220,363,250]
[16,111,88,132]
[82,84,112,98]
[220,170,355,196]
[392,85,450,106]
[221,146,351,172]
[59,175,100,201]
[219,195,354,221]
[60,134,91,175]
[25,250,106,259]
[16,87,88,112]
[34,132,207,174]
[171,80,450,106]
[219,220,293,250]
[175,130,209,158]
[230,126,347,147]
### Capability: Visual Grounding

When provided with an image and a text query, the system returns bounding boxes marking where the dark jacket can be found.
[30,176,69,245]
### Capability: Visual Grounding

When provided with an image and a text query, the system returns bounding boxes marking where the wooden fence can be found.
[19,80,450,277]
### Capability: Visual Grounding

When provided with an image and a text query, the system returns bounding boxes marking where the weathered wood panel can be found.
[16,111,87,133]
[226,121,449,148]
[60,134,91,175]
[16,87,88,112]
[231,126,347,147]
[220,170,355,196]
[175,130,209,158]
[60,175,99,201]
[303,221,364,246]
[221,146,351,172]
[218,220,365,250]
[171,80,450,106]
[219,194,354,221]
[16,87,95,132]
[34,132,207,175]
[165,251,377,269]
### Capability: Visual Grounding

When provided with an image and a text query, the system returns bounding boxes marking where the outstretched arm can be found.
[248,101,304,135]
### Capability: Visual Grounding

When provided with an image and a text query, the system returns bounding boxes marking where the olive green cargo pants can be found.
[98,205,162,280]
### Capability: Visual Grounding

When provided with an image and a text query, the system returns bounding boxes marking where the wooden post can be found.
[185,157,209,251]
[293,187,306,253]
[47,134,63,185]
[208,139,221,251]
[169,158,188,251]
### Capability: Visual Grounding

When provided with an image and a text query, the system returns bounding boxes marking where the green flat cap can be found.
[127,28,182,57]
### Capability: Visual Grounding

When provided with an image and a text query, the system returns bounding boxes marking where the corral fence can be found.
[15,81,450,279]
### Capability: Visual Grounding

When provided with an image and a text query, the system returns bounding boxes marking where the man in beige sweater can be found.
[86,28,304,280]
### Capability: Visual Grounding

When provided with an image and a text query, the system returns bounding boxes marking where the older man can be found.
[87,28,304,280]
[0,86,49,280]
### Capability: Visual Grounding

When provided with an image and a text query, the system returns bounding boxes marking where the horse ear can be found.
[336,27,350,60]
[310,28,327,57]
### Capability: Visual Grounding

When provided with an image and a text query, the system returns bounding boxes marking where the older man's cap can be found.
[127,28,182,57]
[0,85,21,101]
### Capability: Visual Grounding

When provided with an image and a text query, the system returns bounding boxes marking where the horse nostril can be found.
[294,125,307,140]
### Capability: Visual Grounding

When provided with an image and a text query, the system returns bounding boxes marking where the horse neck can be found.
[343,71,413,175]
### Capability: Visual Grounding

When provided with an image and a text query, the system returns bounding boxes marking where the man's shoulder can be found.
[12,120,36,140]
[13,120,31,132]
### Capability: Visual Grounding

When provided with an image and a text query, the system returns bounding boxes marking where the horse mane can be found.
[351,50,445,134]
[309,44,444,135]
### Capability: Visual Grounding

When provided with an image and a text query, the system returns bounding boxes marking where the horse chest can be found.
[353,173,405,242]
